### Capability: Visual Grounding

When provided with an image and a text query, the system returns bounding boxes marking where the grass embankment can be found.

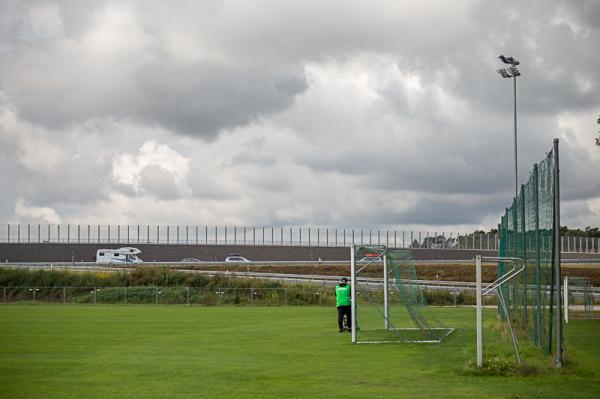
[0,305,599,398]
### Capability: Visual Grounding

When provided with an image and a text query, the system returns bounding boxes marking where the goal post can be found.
[350,245,357,343]
[350,244,454,344]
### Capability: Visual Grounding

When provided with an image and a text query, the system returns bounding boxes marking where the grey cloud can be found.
[138,165,182,200]
[389,196,506,226]
[6,58,307,139]
[187,168,241,201]
[134,62,307,137]
[25,163,111,206]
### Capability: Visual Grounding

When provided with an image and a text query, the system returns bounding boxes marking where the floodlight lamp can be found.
[509,66,521,76]
[497,68,511,78]
[498,54,520,66]
[498,54,509,64]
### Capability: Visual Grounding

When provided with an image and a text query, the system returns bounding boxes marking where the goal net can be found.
[350,245,454,344]
[565,277,597,321]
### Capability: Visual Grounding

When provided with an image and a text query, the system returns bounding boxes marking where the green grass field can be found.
[1,305,599,398]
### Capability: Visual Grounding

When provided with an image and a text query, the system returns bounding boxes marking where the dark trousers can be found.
[337,305,352,330]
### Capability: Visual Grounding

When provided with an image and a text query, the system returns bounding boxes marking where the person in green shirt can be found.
[335,277,352,333]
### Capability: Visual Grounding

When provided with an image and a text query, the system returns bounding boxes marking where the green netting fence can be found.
[498,144,559,356]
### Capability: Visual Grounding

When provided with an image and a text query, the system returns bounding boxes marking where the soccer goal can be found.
[564,277,598,321]
[350,245,454,344]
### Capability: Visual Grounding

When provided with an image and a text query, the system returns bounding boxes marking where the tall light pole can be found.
[497,55,521,198]
[596,115,600,147]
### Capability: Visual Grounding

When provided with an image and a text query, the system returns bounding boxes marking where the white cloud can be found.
[112,140,190,193]
[13,198,62,224]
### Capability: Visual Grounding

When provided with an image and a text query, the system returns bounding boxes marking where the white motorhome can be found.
[96,247,143,264]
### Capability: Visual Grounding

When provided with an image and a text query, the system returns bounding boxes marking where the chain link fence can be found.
[0,284,504,307]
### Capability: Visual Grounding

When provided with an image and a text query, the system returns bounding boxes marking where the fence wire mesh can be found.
[498,149,557,354]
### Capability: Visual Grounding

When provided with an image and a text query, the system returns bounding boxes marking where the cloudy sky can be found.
[0,0,599,232]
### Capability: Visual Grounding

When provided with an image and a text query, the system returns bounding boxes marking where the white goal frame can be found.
[350,245,454,344]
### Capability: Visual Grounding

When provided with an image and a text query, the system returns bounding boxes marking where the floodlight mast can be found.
[596,115,600,146]
[497,54,521,198]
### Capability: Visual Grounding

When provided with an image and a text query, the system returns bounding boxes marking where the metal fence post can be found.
[186,287,190,305]
[124,286,127,304]
[453,284,457,306]
[553,139,563,367]
[476,255,483,367]
[284,288,288,306]
[63,287,66,304]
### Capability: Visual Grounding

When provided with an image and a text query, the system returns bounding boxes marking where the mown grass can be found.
[0,305,599,399]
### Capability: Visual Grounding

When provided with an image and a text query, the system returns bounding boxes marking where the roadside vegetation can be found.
[0,267,492,306]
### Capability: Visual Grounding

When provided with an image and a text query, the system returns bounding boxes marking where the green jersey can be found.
[335,284,351,306]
